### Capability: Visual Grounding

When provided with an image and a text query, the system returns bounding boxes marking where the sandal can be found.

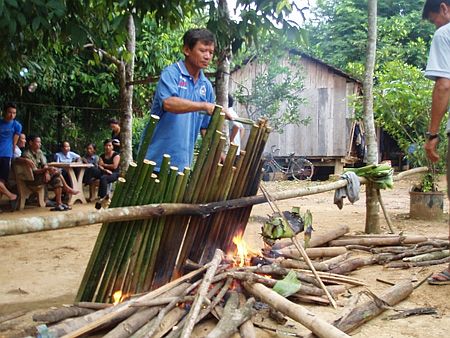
[50,204,66,212]
[427,269,450,285]
[61,204,72,210]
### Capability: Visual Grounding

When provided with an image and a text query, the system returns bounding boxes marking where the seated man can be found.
[21,135,79,211]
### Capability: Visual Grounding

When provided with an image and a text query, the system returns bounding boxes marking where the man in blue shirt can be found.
[422,0,450,285]
[0,102,21,205]
[144,28,230,170]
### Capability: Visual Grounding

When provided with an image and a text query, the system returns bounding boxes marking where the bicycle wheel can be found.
[262,161,277,181]
[290,158,314,180]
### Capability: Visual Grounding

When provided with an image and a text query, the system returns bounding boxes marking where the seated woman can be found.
[54,141,81,187]
[82,143,99,184]
[89,139,120,207]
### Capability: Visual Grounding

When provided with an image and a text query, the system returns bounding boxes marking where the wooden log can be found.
[205,291,255,338]
[329,256,375,275]
[385,257,450,269]
[403,250,449,262]
[243,282,350,338]
[277,247,347,260]
[331,280,414,333]
[33,306,94,324]
[328,236,429,247]
[238,293,256,338]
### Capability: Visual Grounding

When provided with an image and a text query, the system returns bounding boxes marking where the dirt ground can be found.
[0,173,449,337]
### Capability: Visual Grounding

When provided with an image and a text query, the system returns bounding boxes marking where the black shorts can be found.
[0,157,11,182]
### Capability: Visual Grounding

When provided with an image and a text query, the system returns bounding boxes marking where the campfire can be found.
[26,224,448,338]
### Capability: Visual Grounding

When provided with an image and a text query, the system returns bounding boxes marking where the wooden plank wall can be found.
[230,56,358,159]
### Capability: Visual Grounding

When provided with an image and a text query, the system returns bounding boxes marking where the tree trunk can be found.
[119,13,135,172]
[363,0,379,233]
[215,0,231,146]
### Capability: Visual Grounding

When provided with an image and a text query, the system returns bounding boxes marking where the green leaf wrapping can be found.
[273,270,302,297]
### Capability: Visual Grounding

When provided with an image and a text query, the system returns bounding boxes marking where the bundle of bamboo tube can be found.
[76,106,271,303]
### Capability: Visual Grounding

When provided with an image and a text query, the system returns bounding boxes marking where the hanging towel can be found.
[334,171,360,209]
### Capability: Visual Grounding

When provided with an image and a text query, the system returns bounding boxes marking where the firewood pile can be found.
[266,224,449,274]
[26,223,448,338]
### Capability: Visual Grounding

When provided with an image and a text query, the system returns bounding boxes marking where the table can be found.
[48,162,93,205]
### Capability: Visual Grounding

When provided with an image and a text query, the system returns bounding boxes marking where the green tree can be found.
[306,0,433,73]
[373,61,446,169]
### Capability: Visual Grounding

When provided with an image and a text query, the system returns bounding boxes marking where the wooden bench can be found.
[12,161,46,210]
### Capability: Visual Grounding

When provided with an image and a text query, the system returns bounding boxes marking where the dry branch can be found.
[205,291,255,338]
[180,249,224,338]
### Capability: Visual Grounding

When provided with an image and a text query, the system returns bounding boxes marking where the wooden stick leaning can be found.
[259,184,338,309]
[180,249,224,338]
[376,189,395,234]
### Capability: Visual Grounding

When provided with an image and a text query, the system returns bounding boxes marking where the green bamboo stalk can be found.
[100,160,155,301]
[215,144,238,199]
[125,173,160,294]
[198,136,226,202]
[192,130,223,203]
[75,176,127,302]
[142,166,179,289]
[136,114,160,163]
[134,154,170,292]
[184,107,223,202]
[95,160,154,302]
[134,178,160,293]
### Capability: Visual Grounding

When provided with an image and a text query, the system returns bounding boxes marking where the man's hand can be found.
[221,107,235,121]
[424,138,440,162]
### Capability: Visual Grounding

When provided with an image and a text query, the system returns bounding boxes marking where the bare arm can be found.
[163,97,234,120]
[424,78,450,162]
[163,97,215,115]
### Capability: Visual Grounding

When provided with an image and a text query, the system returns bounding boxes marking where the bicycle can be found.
[262,145,314,181]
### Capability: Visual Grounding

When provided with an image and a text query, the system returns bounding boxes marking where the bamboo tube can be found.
[134,156,171,292]
[192,130,224,202]
[94,160,155,302]
[136,114,160,163]
[97,160,155,301]
[143,166,180,289]
[76,169,134,301]
[184,107,223,202]
[126,175,161,294]
[151,168,191,288]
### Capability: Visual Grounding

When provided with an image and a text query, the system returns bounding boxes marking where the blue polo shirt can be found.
[145,61,214,170]
[0,119,22,158]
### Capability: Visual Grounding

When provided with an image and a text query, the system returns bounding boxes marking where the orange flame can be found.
[113,290,123,305]
[232,233,250,267]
